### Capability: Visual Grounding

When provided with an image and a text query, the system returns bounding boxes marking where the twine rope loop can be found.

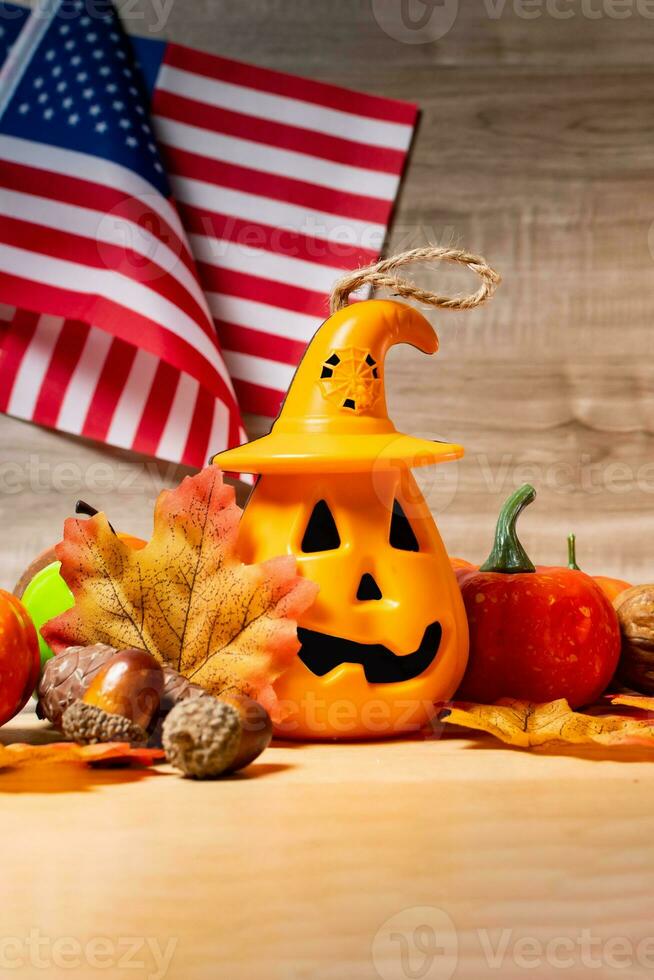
[330,245,501,315]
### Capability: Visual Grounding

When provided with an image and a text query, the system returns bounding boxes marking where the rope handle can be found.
[329,245,501,315]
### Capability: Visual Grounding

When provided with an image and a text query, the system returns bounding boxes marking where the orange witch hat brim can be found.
[213,432,463,475]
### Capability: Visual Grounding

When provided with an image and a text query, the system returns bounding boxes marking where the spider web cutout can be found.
[318,348,381,414]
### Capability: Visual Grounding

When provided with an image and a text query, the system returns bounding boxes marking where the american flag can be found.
[0,0,417,467]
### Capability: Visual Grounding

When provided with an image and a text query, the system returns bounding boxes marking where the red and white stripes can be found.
[0,131,245,462]
[0,307,236,466]
[153,45,417,418]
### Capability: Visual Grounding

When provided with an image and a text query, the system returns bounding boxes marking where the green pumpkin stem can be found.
[567,533,580,570]
[479,484,537,574]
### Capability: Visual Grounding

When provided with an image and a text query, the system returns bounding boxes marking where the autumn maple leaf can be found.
[42,467,318,714]
[439,698,654,748]
[0,742,163,770]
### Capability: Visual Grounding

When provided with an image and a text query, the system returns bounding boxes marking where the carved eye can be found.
[301,500,340,552]
[389,500,419,552]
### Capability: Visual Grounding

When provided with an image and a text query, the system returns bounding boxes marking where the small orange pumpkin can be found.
[567,534,631,603]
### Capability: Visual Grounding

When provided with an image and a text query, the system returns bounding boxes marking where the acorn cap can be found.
[213,300,463,474]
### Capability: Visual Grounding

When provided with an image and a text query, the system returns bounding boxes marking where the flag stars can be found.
[135,105,144,115]
[123,68,132,78]
[80,15,91,26]
[126,136,138,148]
[43,107,54,120]
[62,96,73,109]
[106,83,117,93]
[45,49,56,61]
[86,32,98,42]
[95,121,108,133]
[64,39,76,51]
[89,104,101,116]
[68,113,80,125]
[82,87,94,99]
[76,72,88,82]
[92,49,105,60]
[56,81,67,93]
[33,77,44,89]
[112,100,124,110]
[58,24,70,35]
[52,66,63,78]
[71,55,82,66]
[119,118,131,129]
[17,102,29,114]
[99,65,111,76]
[37,92,48,104]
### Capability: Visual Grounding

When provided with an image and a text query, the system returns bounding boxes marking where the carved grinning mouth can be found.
[297,622,442,684]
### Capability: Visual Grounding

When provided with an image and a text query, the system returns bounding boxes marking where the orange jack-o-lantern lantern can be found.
[214,299,468,739]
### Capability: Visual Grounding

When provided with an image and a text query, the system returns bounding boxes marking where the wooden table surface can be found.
[3,2,654,978]
[2,712,654,980]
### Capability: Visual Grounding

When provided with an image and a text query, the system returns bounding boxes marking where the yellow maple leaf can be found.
[42,467,318,713]
[440,698,654,748]
[0,742,163,770]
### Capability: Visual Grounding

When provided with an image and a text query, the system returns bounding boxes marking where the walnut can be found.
[614,586,654,693]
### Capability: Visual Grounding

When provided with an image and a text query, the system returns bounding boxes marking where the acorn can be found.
[37,644,209,730]
[82,648,164,728]
[61,649,164,745]
[615,585,654,693]
[162,694,272,779]
[37,645,273,767]
[37,643,120,728]
[219,693,273,772]
[163,698,242,778]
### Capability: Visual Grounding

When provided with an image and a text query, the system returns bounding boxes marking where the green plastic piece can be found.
[21,561,74,671]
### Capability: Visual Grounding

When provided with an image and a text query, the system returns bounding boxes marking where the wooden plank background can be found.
[3,0,654,589]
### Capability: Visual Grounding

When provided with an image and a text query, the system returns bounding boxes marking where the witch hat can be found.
[213,299,463,474]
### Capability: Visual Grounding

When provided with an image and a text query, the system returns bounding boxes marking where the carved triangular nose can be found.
[356,573,382,601]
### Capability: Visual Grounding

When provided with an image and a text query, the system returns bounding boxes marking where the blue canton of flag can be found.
[1,0,169,193]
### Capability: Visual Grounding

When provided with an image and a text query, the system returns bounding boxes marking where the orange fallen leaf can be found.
[42,466,318,715]
[610,693,654,713]
[0,742,164,770]
[439,698,654,748]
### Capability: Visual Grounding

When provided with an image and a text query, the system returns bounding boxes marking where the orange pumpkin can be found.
[0,591,41,725]
[567,534,631,604]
